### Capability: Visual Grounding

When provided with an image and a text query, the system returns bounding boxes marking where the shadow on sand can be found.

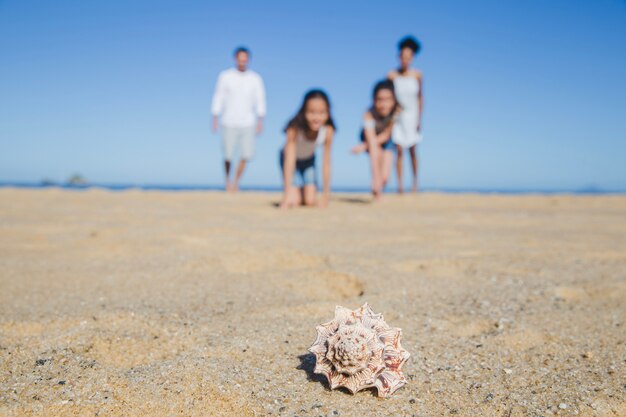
[297,353,329,387]
[334,196,372,205]
[268,196,372,208]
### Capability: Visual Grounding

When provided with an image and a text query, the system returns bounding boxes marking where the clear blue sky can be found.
[1,0,625,191]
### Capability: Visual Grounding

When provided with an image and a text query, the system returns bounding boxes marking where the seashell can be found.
[308,303,410,397]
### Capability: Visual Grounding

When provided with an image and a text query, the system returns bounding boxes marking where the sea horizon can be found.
[1,181,623,195]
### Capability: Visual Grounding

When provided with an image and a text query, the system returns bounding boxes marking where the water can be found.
[0,181,623,195]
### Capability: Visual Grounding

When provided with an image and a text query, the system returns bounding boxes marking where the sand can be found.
[0,189,624,416]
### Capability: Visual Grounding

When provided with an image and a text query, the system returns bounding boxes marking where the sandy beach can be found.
[0,189,624,416]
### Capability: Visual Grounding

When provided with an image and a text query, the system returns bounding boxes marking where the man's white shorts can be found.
[222,126,255,161]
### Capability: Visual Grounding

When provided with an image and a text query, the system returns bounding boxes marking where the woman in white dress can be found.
[387,36,423,193]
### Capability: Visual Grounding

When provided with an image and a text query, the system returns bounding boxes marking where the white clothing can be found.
[392,74,422,147]
[211,68,266,128]
[363,119,376,130]
[222,126,255,161]
[295,126,327,160]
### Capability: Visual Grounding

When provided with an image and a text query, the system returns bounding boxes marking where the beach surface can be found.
[0,189,624,416]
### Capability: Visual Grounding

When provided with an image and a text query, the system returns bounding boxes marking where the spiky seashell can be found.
[308,303,410,397]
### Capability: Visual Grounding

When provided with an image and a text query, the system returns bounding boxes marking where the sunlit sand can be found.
[1,189,624,416]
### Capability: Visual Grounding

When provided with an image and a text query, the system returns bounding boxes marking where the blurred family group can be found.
[211,36,423,208]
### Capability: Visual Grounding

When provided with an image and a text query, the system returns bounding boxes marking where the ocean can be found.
[0,182,622,195]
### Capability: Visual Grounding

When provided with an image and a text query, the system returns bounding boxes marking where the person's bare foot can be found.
[412,184,418,193]
[226,182,236,192]
[397,186,404,194]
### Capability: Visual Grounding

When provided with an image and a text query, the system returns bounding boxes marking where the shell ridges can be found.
[308,303,410,397]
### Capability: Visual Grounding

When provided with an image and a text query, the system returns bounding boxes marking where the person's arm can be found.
[255,76,266,135]
[280,128,297,208]
[319,126,334,208]
[376,124,393,145]
[256,117,264,136]
[362,112,381,195]
[211,73,226,133]
[416,71,423,132]
[352,122,392,154]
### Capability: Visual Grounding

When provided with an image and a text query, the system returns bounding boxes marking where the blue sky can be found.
[1,0,625,191]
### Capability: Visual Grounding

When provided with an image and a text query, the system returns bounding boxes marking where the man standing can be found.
[211,47,266,191]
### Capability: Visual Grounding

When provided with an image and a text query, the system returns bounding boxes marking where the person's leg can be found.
[233,127,255,191]
[409,145,418,192]
[301,158,317,206]
[302,185,317,206]
[280,153,304,208]
[222,127,236,191]
[396,145,404,194]
[224,161,231,188]
[233,160,246,191]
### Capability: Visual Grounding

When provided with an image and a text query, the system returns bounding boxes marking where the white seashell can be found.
[308,303,410,397]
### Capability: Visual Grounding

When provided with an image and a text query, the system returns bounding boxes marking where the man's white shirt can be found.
[211,68,266,128]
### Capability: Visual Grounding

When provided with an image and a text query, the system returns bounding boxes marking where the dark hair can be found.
[369,80,398,128]
[234,46,250,57]
[398,36,421,54]
[284,89,336,133]
[372,79,396,102]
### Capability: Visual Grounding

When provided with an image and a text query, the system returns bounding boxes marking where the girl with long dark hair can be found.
[352,80,399,199]
[280,90,336,208]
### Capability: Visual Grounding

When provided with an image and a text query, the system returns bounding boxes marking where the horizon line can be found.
[0,181,624,195]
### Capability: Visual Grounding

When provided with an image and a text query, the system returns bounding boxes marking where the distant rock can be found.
[66,174,87,186]
[40,178,57,186]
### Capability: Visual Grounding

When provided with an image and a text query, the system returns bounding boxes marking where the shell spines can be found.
[309,303,410,397]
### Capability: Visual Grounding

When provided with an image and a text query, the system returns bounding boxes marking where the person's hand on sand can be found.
[372,189,382,202]
[317,195,329,209]
[351,143,367,154]
[279,194,297,209]
[279,199,291,209]
[371,178,382,200]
